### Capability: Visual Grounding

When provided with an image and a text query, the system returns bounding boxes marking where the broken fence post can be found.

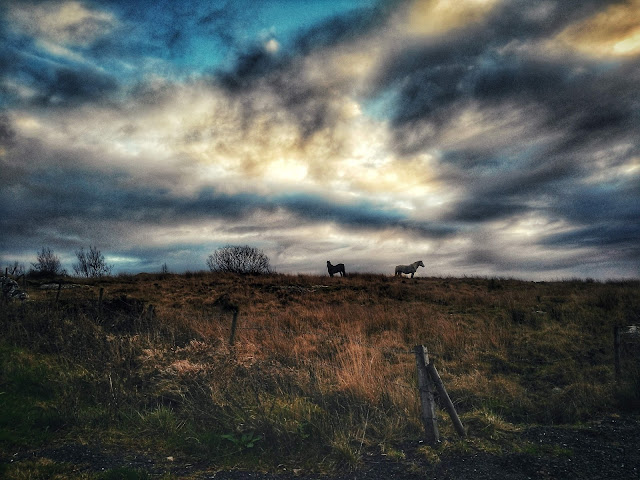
[426,362,466,438]
[414,344,439,445]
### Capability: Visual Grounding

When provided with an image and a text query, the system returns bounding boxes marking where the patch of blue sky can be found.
[254,0,378,37]
[186,0,380,70]
[362,88,399,122]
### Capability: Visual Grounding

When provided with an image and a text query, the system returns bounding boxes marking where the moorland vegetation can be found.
[1,272,639,479]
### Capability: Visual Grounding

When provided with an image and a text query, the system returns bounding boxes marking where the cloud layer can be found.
[1,0,639,279]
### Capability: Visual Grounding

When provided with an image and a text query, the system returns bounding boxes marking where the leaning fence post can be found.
[414,345,439,445]
[426,362,466,438]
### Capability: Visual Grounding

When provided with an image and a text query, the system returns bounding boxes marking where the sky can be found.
[1,0,639,280]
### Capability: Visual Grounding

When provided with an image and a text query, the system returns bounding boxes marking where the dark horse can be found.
[327,261,346,277]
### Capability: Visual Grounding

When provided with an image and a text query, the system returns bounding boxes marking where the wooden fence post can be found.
[426,362,466,438]
[229,309,239,346]
[614,326,621,380]
[98,287,104,320]
[414,345,439,445]
[212,294,240,346]
[55,282,62,305]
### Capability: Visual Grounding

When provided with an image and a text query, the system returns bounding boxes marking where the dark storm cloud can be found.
[540,181,640,262]
[0,112,15,146]
[217,56,341,141]
[273,192,456,238]
[380,40,639,148]
[486,0,622,39]
[443,159,579,222]
[374,1,639,142]
[35,66,118,105]
[543,223,640,251]
[364,1,640,271]
[10,60,119,107]
[0,159,456,253]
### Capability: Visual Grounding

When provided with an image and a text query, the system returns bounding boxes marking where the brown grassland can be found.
[1,272,639,478]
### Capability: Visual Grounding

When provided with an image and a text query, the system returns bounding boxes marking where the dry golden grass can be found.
[2,272,639,471]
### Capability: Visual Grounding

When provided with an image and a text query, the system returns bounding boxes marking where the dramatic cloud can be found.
[0,0,638,279]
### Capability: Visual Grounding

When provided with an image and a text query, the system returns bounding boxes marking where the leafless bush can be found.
[206,245,272,275]
[73,246,113,278]
[31,247,65,276]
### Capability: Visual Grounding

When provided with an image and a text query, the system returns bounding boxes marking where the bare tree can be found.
[206,245,272,275]
[73,246,113,278]
[31,247,65,276]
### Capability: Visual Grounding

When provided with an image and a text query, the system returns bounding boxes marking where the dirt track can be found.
[4,416,639,479]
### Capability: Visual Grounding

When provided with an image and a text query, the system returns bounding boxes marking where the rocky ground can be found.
[3,416,639,479]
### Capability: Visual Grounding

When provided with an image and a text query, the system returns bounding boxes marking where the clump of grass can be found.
[462,408,521,440]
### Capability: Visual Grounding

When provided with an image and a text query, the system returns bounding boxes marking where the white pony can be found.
[395,260,425,278]
[327,261,346,277]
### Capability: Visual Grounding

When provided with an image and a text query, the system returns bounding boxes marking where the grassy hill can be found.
[1,273,639,478]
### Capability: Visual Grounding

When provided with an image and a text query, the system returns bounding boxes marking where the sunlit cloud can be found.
[9,1,117,47]
[554,0,640,57]
[405,0,502,37]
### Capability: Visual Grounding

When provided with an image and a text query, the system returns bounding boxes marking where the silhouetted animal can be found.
[327,261,346,277]
[395,260,424,278]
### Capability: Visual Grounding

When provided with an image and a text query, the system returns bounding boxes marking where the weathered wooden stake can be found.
[55,282,62,305]
[229,309,239,346]
[98,288,104,320]
[614,326,621,380]
[414,345,439,445]
[427,362,466,438]
[147,304,154,323]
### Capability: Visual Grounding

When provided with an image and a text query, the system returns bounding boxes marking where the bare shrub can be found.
[31,247,65,276]
[73,246,113,278]
[206,245,272,275]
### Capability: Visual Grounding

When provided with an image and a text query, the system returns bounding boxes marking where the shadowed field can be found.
[1,273,639,478]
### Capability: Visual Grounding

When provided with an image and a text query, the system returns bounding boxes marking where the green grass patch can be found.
[0,344,68,447]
